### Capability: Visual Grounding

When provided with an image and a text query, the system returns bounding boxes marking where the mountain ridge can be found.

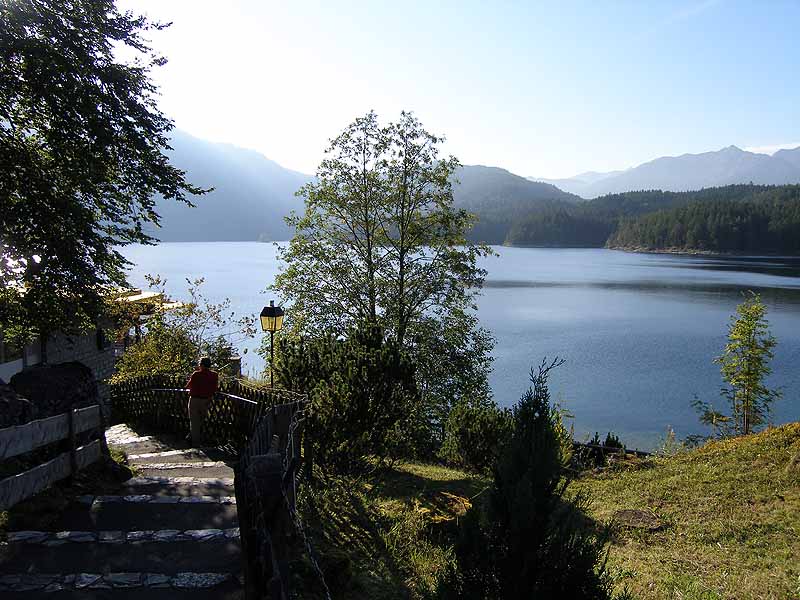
[150,131,576,244]
[528,145,800,198]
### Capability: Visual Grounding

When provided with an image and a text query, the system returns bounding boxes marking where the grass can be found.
[293,461,487,599]
[573,423,800,600]
[295,426,800,599]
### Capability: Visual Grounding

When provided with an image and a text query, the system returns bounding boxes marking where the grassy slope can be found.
[300,425,800,599]
[573,423,800,600]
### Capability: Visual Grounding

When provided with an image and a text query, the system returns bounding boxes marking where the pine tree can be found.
[449,358,612,599]
[695,293,782,436]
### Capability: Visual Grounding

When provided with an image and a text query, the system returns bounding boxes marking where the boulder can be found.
[0,378,37,428]
[10,362,100,420]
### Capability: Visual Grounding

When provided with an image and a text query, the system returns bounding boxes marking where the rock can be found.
[612,509,663,530]
[143,573,172,588]
[10,574,58,591]
[152,529,183,542]
[105,573,143,588]
[172,573,231,588]
[74,573,102,589]
[126,530,154,542]
[0,378,36,428]
[97,531,126,544]
[185,529,224,542]
[10,362,99,420]
[7,531,50,544]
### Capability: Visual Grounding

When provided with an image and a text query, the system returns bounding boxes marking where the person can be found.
[186,356,219,446]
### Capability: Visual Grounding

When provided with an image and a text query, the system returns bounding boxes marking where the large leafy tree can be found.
[271,112,493,453]
[694,292,782,436]
[0,0,206,346]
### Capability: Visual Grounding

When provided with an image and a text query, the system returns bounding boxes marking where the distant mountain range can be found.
[150,132,800,248]
[151,131,577,243]
[529,145,800,198]
[149,130,310,242]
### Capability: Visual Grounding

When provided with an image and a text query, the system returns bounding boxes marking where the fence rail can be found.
[0,405,104,510]
[110,375,305,454]
[110,375,310,599]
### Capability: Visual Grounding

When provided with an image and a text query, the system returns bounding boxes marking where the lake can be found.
[123,243,800,451]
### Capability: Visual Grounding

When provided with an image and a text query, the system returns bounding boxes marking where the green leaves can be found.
[0,0,207,342]
[275,322,419,475]
[270,111,495,460]
[696,292,782,437]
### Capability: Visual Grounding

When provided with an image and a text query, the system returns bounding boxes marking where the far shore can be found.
[606,245,800,258]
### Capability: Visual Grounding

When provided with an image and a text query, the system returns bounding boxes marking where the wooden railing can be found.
[235,400,305,600]
[0,405,104,510]
[110,375,304,453]
[110,375,311,599]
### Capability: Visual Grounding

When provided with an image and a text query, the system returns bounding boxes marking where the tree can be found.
[694,293,782,436]
[274,323,419,474]
[111,277,255,383]
[447,358,612,599]
[270,111,494,455]
[0,0,206,346]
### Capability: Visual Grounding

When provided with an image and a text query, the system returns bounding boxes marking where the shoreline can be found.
[605,245,800,258]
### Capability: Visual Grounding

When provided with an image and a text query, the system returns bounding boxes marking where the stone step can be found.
[126,449,218,464]
[1,533,241,575]
[8,499,238,532]
[0,572,244,598]
[76,494,236,506]
[136,463,235,480]
[120,476,235,498]
[105,424,178,456]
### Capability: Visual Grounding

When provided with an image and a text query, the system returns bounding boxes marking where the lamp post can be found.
[260,300,285,387]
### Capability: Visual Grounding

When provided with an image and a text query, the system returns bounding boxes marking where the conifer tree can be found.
[695,293,781,436]
[449,358,612,599]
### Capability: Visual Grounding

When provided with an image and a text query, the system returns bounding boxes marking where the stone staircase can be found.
[0,424,245,598]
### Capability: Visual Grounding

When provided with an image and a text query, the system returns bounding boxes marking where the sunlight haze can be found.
[117,0,800,178]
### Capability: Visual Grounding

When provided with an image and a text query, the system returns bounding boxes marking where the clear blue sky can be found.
[118,0,800,178]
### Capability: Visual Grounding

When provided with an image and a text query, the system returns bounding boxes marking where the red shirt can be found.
[187,369,219,398]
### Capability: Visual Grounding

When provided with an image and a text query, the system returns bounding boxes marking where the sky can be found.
[117,0,800,179]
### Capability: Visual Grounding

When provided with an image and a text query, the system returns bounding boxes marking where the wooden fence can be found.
[110,375,310,599]
[235,401,305,600]
[110,375,304,454]
[0,405,104,510]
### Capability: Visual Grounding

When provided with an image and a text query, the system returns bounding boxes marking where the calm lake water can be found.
[124,243,800,451]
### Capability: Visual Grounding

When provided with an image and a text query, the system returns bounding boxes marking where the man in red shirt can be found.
[186,356,219,446]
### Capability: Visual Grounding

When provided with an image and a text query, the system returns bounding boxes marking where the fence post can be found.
[245,452,289,600]
[68,408,78,476]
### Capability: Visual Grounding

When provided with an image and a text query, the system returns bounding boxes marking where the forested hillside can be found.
[150,134,577,243]
[506,184,800,251]
[607,186,800,253]
[452,165,580,243]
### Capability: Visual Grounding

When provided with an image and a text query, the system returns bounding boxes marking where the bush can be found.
[275,323,419,475]
[110,277,253,383]
[447,358,612,599]
[439,399,512,473]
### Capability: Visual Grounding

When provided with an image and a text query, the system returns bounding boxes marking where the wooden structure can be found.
[235,401,304,600]
[110,376,308,599]
[0,405,104,510]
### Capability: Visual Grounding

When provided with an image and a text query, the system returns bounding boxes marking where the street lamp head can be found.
[260,300,285,333]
